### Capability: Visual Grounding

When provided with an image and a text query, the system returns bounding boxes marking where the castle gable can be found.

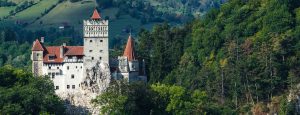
[32,39,45,51]
[44,46,63,63]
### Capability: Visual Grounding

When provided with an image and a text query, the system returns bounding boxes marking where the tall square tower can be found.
[83,9,109,70]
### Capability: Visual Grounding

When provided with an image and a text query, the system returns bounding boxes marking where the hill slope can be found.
[0,0,224,38]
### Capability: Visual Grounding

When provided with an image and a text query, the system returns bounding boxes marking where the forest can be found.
[96,0,225,23]
[0,0,300,114]
[94,0,300,114]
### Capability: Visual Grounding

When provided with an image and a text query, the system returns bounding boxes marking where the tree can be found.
[93,80,152,114]
[0,65,65,114]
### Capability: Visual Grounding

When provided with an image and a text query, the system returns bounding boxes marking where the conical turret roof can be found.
[91,8,101,20]
[32,39,44,51]
[123,35,135,61]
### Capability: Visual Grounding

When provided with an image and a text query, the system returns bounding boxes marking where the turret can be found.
[31,39,44,76]
[123,35,139,72]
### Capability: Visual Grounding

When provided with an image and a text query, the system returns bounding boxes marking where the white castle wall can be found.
[42,62,84,94]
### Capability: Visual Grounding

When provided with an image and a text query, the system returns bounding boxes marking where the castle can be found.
[31,9,147,94]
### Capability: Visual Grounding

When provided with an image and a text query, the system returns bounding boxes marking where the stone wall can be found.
[59,61,111,114]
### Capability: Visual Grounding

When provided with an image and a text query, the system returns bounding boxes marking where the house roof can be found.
[32,39,45,51]
[91,9,101,20]
[123,35,136,61]
[64,46,84,56]
[44,46,63,63]
[43,46,84,63]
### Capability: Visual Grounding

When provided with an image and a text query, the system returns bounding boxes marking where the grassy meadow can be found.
[0,7,15,18]
[12,0,59,22]
[0,0,155,43]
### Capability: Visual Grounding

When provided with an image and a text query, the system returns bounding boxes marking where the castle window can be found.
[56,86,59,90]
[37,53,39,57]
[100,40,103,42]
[67,85,70,89]
[71,74,74,79]
[49,55,55,61]
[100,50,103,53]
[57,67,59,69]
[89,50,93,52]
[92,57,94,60]
[72,85,75,89]
[76,66,78,69]
[52,73,55,79]
[90,40,92,42]
[67,66,69,70]
[100,57,102,60]
[48,66,51,69]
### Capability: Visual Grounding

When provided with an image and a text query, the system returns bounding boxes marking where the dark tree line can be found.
[0,0,16,7]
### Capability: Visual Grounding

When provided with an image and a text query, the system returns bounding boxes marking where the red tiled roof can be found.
[44,46,63,63]
[91,9,101,20]
[32,39,45,51]
[123,35,135,61]
[43,46,84,63]
[65,46,84,56]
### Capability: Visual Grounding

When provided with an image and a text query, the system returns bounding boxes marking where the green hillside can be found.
[0,0,156,43]
[28,0,96,30]
[0,0,223,39]
[0,7,15,18]
[12,0,59,22]
[134,0,300,114]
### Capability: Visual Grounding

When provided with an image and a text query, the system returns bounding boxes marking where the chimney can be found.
[41,37,44,43]
[60,45,64,58]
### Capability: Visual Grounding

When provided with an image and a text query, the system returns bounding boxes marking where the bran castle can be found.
[31,9,147,94]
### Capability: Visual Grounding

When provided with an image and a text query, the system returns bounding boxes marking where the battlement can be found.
[83,20,108,26]
[83,20,108,38]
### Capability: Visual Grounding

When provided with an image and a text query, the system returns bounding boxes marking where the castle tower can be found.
[31,39,44,77]
[118,35,140,81]
[123,35,139,72]
[83,9,109,70]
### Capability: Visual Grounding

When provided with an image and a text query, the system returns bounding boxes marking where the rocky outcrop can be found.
[58,62,111,114]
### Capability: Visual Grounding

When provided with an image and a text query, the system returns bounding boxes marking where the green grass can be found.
[28,1,96,30]
[0,7,15,18]
[1,0,156,45]
[27,1,122,34]
[12,0,58,22]
[28,1,119,30]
